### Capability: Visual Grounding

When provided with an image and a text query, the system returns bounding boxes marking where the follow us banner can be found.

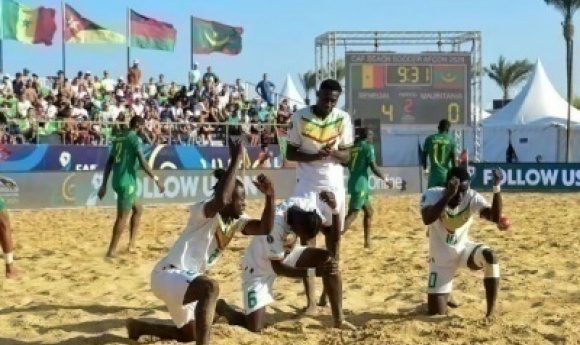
[0,167,421,209]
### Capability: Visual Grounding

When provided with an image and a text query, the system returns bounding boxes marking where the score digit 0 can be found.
[447,102,460,123]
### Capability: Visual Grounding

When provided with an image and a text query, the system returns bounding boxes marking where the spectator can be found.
[255,73,275,106]
[128,59,142,87]
[102,70,116,93]
[189,62,201,89]
[202,66,218,85]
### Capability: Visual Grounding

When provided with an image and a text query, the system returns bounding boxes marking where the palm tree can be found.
[298,71,316,105]
[545,0,580,162]
[484,56,533,101]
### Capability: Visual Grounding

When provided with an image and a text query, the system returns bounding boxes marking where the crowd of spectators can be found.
[0,61,297,145]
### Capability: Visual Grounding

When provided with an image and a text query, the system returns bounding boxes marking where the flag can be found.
[192,17,243,55]
[64,4,124,44]
[130,10,176,51]
[2,0,56,45]
[350,64,385,90]
[433,65,465,90]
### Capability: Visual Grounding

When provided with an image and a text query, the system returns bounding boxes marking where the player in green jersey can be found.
[343,128,392,248]
[0,177,20,278]
[99,116,165,258]
[423,119,457,188]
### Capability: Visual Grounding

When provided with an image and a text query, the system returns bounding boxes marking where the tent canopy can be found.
[483,59,580,127]
[279,74,305,109]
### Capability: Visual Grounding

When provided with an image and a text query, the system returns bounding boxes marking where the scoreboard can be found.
[345,52,472,127]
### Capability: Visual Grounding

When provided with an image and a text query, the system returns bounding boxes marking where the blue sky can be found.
[0,0,575,107]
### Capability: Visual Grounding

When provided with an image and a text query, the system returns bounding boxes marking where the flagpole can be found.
[0,0,4,74]
[61,0,66,76]
[126,7,130,72]
[190,16,193,70]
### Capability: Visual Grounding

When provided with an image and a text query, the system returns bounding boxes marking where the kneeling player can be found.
[420,167,505,318]
[216,191,355,332]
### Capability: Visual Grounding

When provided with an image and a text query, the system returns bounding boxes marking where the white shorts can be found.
[150,263,200,328]
[292,183,346,233]
[427,241,487,294]
[241,246,307,315]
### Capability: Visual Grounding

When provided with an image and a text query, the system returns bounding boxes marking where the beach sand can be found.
[0,193,578,345]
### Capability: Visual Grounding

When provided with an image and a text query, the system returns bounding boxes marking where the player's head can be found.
[286,206,324,240]
[316,79,342,116]
[212,169,246,217]
[129,115,145,133]
[446,166,471,208]
[438,119,451,133]
[356,127,374,143]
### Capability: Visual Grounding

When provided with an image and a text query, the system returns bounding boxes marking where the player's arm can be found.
[331,116,354,165]
[271,259,335,278]
[479,169,502,223]
[286,145,325,162]
[241,174,276,236]
[328,147,350,165]
[204,140,244,218]
[98,154,114,199]
[422,138,430,170]
[421,179,459,225]
[449,141,457,168]
[319,191,341,259]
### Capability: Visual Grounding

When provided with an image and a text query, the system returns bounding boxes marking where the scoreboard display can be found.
[346,52,472,127]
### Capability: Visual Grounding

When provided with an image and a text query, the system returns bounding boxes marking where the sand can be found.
[0,193,578,345]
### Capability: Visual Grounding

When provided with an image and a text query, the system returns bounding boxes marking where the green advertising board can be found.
[470,163,580,191]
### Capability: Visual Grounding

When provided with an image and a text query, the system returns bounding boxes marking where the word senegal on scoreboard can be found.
[345,52,472,127]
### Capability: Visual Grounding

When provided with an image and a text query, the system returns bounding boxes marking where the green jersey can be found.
[111,130,142,188]
[348,140,375,191]
[424,133,456,182]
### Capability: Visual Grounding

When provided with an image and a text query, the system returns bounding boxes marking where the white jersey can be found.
[420,188,490,267]
[158,201,250,274]
[241,196,332,277]
[287,106,354,189]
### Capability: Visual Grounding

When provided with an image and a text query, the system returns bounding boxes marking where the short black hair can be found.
[319,79,342,93]
[212,168,243,192]
[447,166,470,182]
[438,119,451,132]
[129,115,144,129]
[355,127,369,142]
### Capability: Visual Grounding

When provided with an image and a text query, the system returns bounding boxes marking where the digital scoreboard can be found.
[345,52,472,127]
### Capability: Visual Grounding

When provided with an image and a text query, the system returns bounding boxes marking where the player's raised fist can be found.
[228,138,245,159]
[253,174,274,196]
[319,191,337,210]
[0,178,15,190]
[445,177,460,199]
[492,168,503,186]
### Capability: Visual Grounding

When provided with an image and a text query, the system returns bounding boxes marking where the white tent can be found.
[279,74,306,109]
[481,59,580,162]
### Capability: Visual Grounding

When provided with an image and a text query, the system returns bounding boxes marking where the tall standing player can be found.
[420,167,506,318]
[285,79,353,313]
[99,116,165,258]
[342,128,392,248]
[423,119,457,188]
[0,177,20,278]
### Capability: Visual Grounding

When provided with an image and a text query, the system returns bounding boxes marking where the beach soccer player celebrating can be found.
[420,167,506,318]
[342,127,393,248]
[422,119,457,188]
[0,177,20,278]
[126,140,276,345]
[285,78,354,313]
[216,191,355,332]
[99,116,165,258]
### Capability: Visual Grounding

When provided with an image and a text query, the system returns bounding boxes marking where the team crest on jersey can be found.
[440,205,472,234]
[214,216,244,250]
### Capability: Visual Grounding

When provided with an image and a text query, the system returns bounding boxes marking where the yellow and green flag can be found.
[350,64,386,90]
[2,0,57,45]
[64,4,125,44]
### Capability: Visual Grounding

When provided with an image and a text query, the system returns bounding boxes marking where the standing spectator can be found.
[102,71,116,93]
[131,98,145,117]
[255,73,275,107]
[146,78,157,99]
[128,59,142,87]
[189,62,201,89]
[156,74,167,95]
[12,73,24,96]
[202,66,218,85]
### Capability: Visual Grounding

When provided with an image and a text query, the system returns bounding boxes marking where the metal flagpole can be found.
[61,0,66,76]
[126,8,130,71]
[190,16,194,70]
[0,0,4,74]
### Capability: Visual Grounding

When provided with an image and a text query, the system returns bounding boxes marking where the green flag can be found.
[191,17,243,55]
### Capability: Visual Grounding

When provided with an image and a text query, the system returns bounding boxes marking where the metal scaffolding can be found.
[314,31,483,162]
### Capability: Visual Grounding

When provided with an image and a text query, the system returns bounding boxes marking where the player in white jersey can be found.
[215,191,356,331]
[286,79,353,313]
[126,140,276,345]
[420,166,506,318]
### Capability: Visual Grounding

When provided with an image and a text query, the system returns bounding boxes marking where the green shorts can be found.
[348,189,370,211]
[113,184,137,210]
[0,196,5,211]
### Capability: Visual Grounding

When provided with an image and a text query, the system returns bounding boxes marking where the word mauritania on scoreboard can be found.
[346,52,472,127]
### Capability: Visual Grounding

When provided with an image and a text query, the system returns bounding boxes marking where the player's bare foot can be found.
[128,246,138,254]
[317,295,328,307]
[447,295,461,308]
[334,320,356,330]
[364,242,371,249]
[301,305,319,316]
[105,251,118,259]
[126,318,142,341]
[5,264,21,279]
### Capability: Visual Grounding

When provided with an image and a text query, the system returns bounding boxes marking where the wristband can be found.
[153,176,159,182]
[493,185,501,194]
[307,268,316,277]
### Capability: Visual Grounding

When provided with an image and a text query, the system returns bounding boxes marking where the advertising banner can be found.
[470,163,580,191]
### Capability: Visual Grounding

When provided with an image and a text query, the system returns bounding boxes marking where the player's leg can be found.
[300,235,318,314]
[342,209,360,235]
[0,207,19,278]
[343,189,362,234]
[216,300,268,332]
[361,198,374,249]
[128,200,143,253]
[465,244,500,318]
[426,265,455,315]
[107,187,132,258]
